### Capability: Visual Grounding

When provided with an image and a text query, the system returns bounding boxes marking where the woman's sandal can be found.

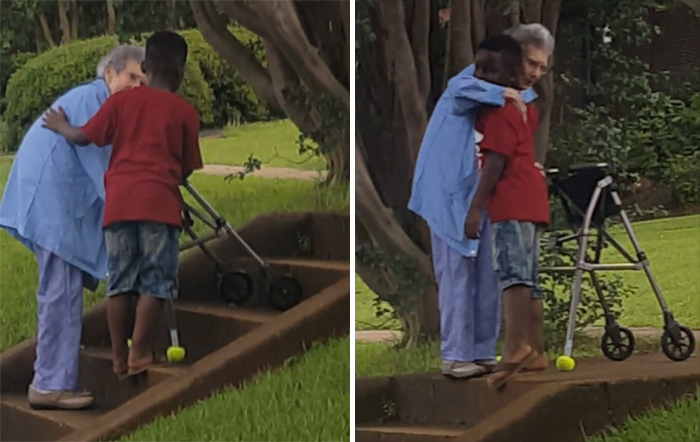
[487,350,540,390]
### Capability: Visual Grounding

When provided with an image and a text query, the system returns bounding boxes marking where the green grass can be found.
[355,215,700,332]
[585,389,700,442]
[199,119,326,171]
[121,337,350,442]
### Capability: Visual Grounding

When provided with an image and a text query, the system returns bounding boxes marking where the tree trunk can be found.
[69,0,78,40]
[189,0,282,111]
[106,0,116,35]
[38,13,56,47]
[57,0,72,44]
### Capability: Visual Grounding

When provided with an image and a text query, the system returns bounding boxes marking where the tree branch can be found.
[262,38,320,136]
[70,0,78,40]
[189,0,282,111]
[106,0,116,35]
[57,0,71,44]
[37,13,56,47]
[247,0,350,110]
[407,0,431,105]
[214,0,270,38]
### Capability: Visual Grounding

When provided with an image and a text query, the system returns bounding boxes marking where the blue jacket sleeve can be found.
[451,64,539,114]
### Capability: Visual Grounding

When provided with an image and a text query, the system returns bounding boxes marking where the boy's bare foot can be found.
[128,347,155,376]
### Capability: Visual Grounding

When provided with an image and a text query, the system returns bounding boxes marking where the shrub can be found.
[663,151,700,208]
[2,35,213,152]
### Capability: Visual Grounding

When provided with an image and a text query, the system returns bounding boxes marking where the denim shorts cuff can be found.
[500,279,536,291]
[106,287,135,297]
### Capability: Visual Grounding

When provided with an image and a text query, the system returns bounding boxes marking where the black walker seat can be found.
[542,163,695,363]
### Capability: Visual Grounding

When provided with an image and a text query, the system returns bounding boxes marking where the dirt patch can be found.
[198,164,327,181]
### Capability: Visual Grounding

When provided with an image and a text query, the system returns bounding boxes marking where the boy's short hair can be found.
[145,31,188,75]
[474,35,522,88]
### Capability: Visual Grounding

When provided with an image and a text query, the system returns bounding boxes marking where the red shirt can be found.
[81,85,203,228]
[476,102,549,225]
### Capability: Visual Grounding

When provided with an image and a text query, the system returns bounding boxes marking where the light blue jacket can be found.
[408,64,537,258]
[0,78,112,285]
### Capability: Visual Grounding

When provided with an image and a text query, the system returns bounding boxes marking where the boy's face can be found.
[520,44,549,89]
[105,60,145,95]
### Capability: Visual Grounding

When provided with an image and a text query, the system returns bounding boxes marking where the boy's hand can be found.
[464,208,482,239]
[42,107,68,132]
[503,88,527,121]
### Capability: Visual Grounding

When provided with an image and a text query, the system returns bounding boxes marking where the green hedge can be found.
[2,35,214,152]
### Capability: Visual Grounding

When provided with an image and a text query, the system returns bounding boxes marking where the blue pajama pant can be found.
[430,223,501,362]
[32,246,83,391]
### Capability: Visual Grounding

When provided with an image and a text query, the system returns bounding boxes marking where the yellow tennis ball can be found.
[556,355,575,371]
[127,339,132,348]
[167,346,186,362]
[496,355,502,362]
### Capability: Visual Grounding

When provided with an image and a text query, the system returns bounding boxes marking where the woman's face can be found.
[104,60,145,95]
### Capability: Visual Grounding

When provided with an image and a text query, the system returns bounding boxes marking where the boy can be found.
[464,35,550,389]
[42,31,203,378]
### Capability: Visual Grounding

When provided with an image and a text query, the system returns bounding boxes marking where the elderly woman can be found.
[0,45,145,410]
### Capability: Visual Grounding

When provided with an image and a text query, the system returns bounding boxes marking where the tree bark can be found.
[189,0,282,111]
[246,0,350,110]
[356,135,434,279]
[106,0,116,35]
[57,0,72,44]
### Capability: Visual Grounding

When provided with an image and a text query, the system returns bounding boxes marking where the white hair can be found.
[507,23,555,55]
[96,45,145,77]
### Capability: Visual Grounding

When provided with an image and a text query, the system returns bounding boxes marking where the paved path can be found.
[196,164,326,181]
[355,327,700,343]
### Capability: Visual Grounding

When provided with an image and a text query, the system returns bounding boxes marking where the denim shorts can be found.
[491,220,542,299]
[104,221,180,300]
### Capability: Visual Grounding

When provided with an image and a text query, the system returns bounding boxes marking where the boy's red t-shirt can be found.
[81,85,203,228]
[476,102,549,225]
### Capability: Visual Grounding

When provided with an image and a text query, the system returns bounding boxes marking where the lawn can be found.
[355,214,700,332]
[121,337,350,442]
[0,121,349,441]
[199,119,326,171]
[585,389,700,442]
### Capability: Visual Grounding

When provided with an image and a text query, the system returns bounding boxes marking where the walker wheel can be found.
[166,346,186,362]
[661,325,695,362]
[218,271,254,305]
[601,326,635,361]
[267,276,302,311]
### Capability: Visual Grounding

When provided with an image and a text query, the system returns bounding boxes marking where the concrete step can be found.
[0,392,108,442]
[356,423,467,442]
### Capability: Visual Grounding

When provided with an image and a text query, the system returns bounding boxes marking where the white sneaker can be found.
[441,361,487,379]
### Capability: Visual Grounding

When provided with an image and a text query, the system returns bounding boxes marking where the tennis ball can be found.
[556,355,575,371]
[496,355,502,362]
[167,346,186,362]
[127,339,132,348]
